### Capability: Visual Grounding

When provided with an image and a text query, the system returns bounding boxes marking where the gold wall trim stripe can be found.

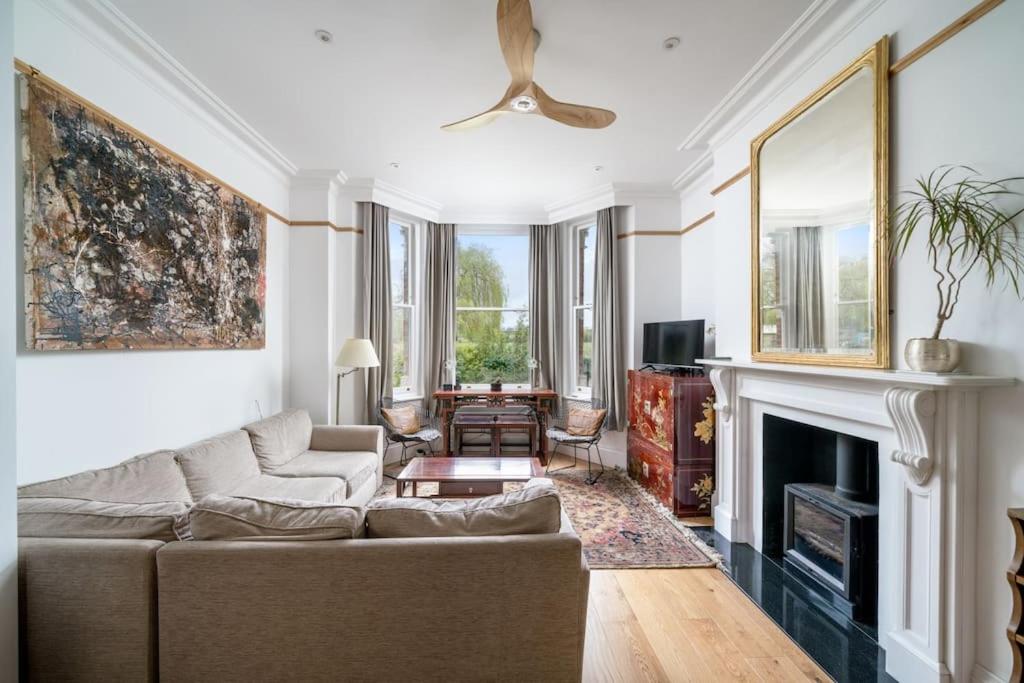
[710,167,750,196]
[13,59,292,226]
[889,0,1003,75]
[680,211,715,236]
[616,211,715,240]
[290,221,363,234]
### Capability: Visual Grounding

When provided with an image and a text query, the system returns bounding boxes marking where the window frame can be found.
[389,214,420,398]
[454,225,531,390]
[569,219,596,399]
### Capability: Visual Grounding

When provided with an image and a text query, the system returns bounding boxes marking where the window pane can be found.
[837,223,870,303]
[389,221,410,305]
[391,306,412,389]
[456,232,528,309]
[575,307,593,390]
[580,225,595,306]
[455,309,529,385]
[836,302,870,350]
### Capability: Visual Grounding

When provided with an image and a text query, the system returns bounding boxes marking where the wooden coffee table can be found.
[395,457,544,498]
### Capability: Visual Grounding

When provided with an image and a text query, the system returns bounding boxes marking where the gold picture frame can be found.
[750,37,890,368]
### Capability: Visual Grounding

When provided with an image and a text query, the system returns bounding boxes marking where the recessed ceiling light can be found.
[314,29,333,44]
[663,36,681,51]
[594,165,604,172]
[389,162,401,169]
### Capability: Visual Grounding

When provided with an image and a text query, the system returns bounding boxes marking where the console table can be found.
[433,388,558,463]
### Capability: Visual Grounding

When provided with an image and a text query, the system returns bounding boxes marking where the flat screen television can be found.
[642,320,705,368]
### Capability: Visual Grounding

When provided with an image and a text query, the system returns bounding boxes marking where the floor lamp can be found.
[335,338,380,425]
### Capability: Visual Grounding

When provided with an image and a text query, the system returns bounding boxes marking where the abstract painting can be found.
[21,74,266,351]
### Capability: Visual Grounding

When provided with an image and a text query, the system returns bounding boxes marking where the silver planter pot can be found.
[905,338,960,373]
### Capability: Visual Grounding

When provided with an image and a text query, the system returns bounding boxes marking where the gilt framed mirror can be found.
[751,37,890,368]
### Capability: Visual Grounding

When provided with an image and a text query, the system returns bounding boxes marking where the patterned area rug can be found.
[374,465,718,569]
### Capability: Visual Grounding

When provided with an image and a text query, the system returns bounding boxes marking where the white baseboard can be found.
[971,663,1008,683]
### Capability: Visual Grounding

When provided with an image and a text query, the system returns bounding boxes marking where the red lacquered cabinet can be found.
[627,369,715,518]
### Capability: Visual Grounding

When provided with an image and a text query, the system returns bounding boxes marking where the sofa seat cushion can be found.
[18,450,192,504]
[175,431,262,501]
[189,495,365,541]
[270,450,378,497]
[242,409,313,472]
[366,478,561,538]
[18,498,191,542]
[227,474,347,504]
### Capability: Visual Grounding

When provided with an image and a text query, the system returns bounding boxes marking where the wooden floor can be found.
[584,568,832,682]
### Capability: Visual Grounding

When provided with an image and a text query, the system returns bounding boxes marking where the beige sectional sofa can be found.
[17,409,590,682]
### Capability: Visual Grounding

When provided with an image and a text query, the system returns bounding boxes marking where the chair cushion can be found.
[393,427,442,443]
[546,428,596,444]
[18,498,191,542]
[382,406,420,435]
[271,450,378,498]
[227,474,347,504]
[242,409,314,471]
[366,478,561,538]
[18,450,192,504]
[189,495,365,541]
[174,431,262,501]
[567,407,607,436]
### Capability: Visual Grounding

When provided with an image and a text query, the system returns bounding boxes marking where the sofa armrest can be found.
[19,537,163,682]
[310,424,383,454]
[157,532,588,681]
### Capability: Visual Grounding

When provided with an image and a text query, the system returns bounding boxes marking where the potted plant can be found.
[891,166,1024,372]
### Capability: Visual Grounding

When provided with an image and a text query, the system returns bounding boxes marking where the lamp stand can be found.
[335,368,360,425]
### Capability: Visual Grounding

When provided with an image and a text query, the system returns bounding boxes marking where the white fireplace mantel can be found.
[698,358,1015,683]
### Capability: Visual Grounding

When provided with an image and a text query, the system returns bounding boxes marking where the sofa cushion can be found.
[189,495,365,541]
[366,478,561,538]
[18,450,191,504]
[226,474,347,504]
[242,409,313,471]
[270,450,378,497]
[175,431,261,501]
[18,498,191,542]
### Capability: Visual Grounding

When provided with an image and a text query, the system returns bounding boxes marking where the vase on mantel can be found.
[904,338,960,373]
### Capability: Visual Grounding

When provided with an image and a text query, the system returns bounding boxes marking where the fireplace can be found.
[763,415,879,624]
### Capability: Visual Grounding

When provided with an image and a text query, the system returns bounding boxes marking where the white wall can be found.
[682,0,1024,678]
[1,0,19,673]
[678,171,717,354]
[14,0,291,483]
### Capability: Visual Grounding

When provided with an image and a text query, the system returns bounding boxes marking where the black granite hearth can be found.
[691,528,894,683]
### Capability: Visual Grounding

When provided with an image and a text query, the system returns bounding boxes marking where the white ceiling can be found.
[110,0,813,216]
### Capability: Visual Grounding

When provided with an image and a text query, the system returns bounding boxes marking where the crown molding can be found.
[672,149,714,193]
[337,178,442,223]
[32,0,299,183]
[677,0,885,151]
[544,182,676,224]
[439,208,551,226]
[291,169,348,192]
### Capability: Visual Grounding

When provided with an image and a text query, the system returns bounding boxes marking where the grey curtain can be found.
[422,222,457,414]
[782,225,825,350]
[591,208,626,430]
[528,224,564,401]
[360,202,392,422]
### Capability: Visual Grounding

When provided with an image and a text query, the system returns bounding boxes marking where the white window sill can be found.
[566,392,593,402]
[392,393,423,403]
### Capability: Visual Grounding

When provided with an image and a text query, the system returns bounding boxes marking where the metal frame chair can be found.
[545,398,607,485]
[377,398,442,477]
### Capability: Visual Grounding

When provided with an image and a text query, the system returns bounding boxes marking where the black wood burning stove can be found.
[783,433,879,623]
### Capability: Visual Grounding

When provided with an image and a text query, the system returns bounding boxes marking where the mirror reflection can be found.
[757,67,875,356]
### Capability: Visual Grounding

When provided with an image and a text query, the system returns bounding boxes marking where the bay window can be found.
[571,221,595,396]
[389,217,417,396]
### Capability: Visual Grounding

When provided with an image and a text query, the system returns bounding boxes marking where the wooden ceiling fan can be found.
[441,0,616,131]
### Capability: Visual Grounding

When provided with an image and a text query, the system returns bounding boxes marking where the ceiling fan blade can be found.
[442,82,523,131]
[534,84,617,129]
[497,0,535,87]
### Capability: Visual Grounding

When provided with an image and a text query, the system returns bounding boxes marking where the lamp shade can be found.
[335,338,380,369]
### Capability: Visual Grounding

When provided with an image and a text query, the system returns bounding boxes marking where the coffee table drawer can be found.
[438,481,503,497]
